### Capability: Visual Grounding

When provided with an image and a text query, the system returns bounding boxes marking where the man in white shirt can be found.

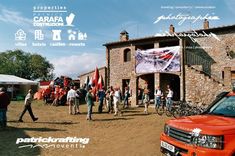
[113,87,122,116]
[166,85,173,110]
[155,86,163,109]
[18,89,38,122]
[67,86,78,115]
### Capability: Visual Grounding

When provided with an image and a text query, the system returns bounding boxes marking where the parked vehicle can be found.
[160,91,235,156]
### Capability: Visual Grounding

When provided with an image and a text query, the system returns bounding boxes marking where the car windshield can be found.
[208,96,235,117]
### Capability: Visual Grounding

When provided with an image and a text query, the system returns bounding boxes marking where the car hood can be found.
[167,115,235,135]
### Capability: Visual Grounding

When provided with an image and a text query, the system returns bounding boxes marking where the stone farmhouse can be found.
[103,20,235,106]
[80,20,235,106]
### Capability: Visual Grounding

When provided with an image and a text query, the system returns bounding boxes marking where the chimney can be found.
[169,24,175,34]
[203,19,209,29]
[120,30,129,41]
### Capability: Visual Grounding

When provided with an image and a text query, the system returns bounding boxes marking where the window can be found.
[222,70,235,84]
[124,48,131,62]
[209,96,235,117]
[222,71,224,79]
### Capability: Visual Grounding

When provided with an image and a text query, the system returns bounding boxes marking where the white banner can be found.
[135,46,180,74]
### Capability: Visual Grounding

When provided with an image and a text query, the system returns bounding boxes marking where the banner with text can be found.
[135,46,180,74]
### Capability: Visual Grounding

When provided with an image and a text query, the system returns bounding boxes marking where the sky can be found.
[0,0,235,78]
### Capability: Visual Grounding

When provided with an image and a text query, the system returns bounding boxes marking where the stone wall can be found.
[184,31,235,104]
[194,31,235,80]
[109,45,139,105]
[185,65,228,104]
[109,46,134,88]
[79,67,107,89]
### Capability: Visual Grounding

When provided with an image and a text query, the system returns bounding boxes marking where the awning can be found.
[0,74,39,85]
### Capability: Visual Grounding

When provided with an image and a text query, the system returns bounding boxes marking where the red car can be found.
[160,91,235,156]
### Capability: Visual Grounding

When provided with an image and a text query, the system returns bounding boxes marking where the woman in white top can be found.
[143,87,150,114]
[155,86,163,109]
[113,87,122,116]
[166,86,173,110]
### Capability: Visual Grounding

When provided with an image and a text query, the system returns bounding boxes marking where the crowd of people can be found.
[66,85,129,120]
[0,84,174,128]
[65,84,174,120]
[42,86,68,106]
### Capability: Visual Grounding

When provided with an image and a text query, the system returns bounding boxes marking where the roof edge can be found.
[78,66,107,77]
[103,24,235,47]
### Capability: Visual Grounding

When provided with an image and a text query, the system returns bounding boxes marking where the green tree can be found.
[0,49,54,81]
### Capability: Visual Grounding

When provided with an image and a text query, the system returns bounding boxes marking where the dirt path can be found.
[0,101,171,156]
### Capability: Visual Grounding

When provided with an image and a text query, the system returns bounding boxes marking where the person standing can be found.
[0,87,10,128]
[7,85,13,100]
[155,86,163,109]
[143,87,150,114]
[166,85,174,111]
[105,87,110,112]
[52,86,60,106]
[97,87,105,113]
[141,88,145,105]
[113,87,122,116]
[123,87,130,108]
[74,86,81,114]
[42,87,51,104]
[18,89,38,122]
[67,86,77,115]
[106,86,114,113]
[86,88,94,120]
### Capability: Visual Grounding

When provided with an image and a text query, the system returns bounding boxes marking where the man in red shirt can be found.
[0,87,10,128]
[52,86,60,106]
[42,87,51,104]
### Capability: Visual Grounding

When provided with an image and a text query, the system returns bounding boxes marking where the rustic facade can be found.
[103,23,235,106]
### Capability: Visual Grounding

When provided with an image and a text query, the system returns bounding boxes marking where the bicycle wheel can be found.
[165,109,173,117]
[157,106,164,115]
[173,109,181,118]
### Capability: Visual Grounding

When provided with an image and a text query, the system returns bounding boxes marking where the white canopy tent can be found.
[0,74,39,100]
[0,74,38,85]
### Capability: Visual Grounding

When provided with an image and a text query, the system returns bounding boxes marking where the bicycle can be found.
[173,101,208,118]
[165,102,179,117]
[155,98,178,117]
[155,97,165,116]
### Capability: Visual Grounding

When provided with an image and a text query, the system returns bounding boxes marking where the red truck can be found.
[160,91,235,156]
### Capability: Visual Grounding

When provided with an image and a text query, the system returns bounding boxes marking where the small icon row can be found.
[15,29,87,41]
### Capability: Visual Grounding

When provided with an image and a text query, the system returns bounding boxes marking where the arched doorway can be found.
[138,74,155,100]
[160,73,180,101]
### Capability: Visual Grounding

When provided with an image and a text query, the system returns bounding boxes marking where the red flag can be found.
[93,67,99,89]
[98,75,105,89]
[97,76,102,89]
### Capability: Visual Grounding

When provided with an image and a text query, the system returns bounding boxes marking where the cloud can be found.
[51,52,106,79]
[0,7,31,26]
[224,0,235,15]
[0,6,54,41]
